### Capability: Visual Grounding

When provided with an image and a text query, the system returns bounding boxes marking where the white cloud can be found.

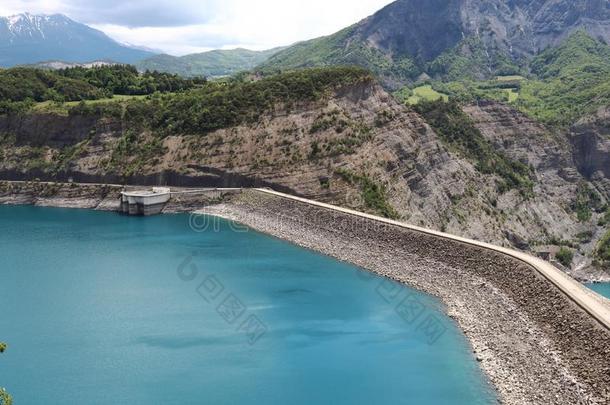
[0,0,67,16]
[0,0,395,55]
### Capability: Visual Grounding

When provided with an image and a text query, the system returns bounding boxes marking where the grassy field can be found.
[496,76,522,102]
[430,78,522,104]
[33,95,148,114]
[496,75,525,82]
[407,85,449,105]
[505,88,519,103]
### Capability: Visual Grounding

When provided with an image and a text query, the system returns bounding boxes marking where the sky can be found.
[0,0,395,55]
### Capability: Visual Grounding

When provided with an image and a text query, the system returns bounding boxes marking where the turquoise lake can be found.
[0,205,496,404]
[588,283,610,299]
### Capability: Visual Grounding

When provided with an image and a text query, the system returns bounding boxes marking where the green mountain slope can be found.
[136,48,284,78]
[409,32,610,127]
[516,32,610,126]
[426,37,521,81]
[258,25,420,89]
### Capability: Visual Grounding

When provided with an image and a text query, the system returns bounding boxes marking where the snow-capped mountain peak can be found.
[0,12,156,66]
[7,14,25,30]
[3,13,72,37]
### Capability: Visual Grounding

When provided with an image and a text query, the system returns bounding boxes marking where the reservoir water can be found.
[588,283,610,299]
[0,205,496,404]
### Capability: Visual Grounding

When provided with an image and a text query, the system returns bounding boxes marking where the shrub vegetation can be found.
[596,230,610,266]
[556,247,574,268]
[62,66,373,136]
[335,168,399,219]
[414,100,534,196]
[572,183,602,222]
[57,65,205,96]
[0,342,11,405]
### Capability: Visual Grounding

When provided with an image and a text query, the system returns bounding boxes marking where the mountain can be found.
[0,13,155,67]
[259,0,610,88]
[136,47,285,78]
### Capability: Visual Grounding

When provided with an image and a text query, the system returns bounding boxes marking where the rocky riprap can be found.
[203,190,610,405]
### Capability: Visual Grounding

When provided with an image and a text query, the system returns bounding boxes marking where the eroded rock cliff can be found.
[571,106,610,198]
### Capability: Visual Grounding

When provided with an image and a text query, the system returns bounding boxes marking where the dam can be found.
[0,180,609,404]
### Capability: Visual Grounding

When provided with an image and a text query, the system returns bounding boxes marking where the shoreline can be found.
[2,182,610,404]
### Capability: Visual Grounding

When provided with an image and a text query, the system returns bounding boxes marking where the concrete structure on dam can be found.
[120,187,243,216]
[120,187,171,216]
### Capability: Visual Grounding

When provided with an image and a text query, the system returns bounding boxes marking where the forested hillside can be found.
[0,65,206,114]
[0,66,608,277]
[399,32,610,127]
[517,32,610,126]
[136,48,284,78]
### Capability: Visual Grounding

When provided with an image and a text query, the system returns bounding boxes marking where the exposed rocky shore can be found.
[0,180,123,210]
[200,190,610,405]
[0,180,236,213]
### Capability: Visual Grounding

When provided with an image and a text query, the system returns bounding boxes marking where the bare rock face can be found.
[462,101,584,243]
[361,0,610,61]
[0,113,100,147]
[461,0,610,58]
[571,107,610,198]
[356,0,464,62]
[0,181,122,210]
[464,101,609,278]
